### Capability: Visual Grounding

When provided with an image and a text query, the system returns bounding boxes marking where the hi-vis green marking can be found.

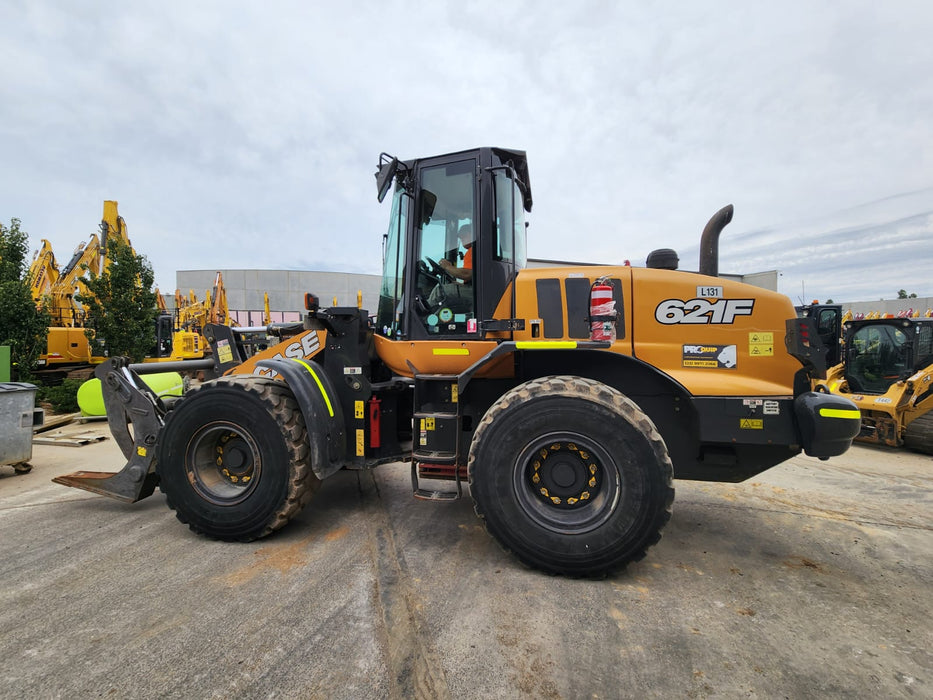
[292,358,334,417]
[819,408,860,420]
[515,341,578,350]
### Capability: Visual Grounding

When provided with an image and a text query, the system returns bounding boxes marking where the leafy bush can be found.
[37,378,82,414]
[0,218,51,379]
[77,236,158,362]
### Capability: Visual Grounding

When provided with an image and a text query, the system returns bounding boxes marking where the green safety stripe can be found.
[291,358,335,417]
[515,341,578,350]
[819,408,861,420]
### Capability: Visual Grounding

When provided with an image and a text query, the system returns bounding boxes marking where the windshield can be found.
[375,186,409,337]
[846,324,911,393]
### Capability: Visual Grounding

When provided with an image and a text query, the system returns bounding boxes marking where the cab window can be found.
[847,324,910,393]
[414,160,476,334]
[375,186,409,337]
[494,172,527,268]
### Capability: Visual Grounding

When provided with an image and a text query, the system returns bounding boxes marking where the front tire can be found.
[469,376,674,576]
[156,376,319,541]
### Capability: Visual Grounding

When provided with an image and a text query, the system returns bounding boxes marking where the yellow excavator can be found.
[28,203,236,373]
[151,272,231,361]
[31,201,132,377]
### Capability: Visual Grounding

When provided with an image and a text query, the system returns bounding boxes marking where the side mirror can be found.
[376,156,399,203]
[420,190,437,225]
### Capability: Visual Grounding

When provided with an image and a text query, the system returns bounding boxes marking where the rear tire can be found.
[903,411,933,455]
[156,376,319,541]
[469,376,674,576]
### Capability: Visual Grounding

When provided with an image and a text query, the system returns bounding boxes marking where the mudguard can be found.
[794,390,861,458]
[254,357,346,479]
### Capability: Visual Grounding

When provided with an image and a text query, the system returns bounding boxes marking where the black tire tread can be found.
[468,375,674,575]
[159,375,320,541]
[903,411,933,455]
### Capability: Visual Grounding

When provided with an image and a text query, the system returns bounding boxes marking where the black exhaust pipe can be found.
[699,204,734,277]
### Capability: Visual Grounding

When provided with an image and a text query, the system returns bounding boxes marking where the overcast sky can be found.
[1,1,930,307]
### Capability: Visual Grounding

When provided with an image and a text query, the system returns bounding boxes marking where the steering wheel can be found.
[415,259,444,301]
[422,256,453,283]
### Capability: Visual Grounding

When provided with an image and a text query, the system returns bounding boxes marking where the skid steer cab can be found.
[819,317,933,452]
[54,146,861,578]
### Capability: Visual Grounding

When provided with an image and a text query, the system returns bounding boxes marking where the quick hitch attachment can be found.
[52,358,165,502]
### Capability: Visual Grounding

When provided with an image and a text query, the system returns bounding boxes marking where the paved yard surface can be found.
[0,421,930,699]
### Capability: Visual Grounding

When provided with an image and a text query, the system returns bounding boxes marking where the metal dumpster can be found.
[0,383,43,472]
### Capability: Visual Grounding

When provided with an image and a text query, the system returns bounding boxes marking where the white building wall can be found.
[176,269,382,316]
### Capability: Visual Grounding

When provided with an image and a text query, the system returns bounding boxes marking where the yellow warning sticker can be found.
[354,400,364,419]
[356,429,365,456]
[748,332,774,357]
[217,339,233,365]
[451,383,458,403]
[740,418,764,429]
[425,417,435,431]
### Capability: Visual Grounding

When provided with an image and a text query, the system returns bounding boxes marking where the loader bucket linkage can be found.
[53,358,166,502]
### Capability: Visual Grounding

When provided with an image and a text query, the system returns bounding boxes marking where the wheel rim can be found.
[512,432,621,534]
[185,421,262,505]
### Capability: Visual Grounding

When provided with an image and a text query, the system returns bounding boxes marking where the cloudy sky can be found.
[1,1,930,306]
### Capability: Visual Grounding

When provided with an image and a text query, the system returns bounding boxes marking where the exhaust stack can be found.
[699,204,734,277]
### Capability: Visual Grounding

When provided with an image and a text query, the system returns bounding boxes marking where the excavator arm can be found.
[29,239,60,303]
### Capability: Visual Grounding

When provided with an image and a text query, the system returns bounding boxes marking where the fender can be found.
[255,357,346,479]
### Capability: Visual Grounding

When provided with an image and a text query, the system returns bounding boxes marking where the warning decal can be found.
[216,339,233,365]
[748,332,774,357]
[682,344,737,369]
[740,418,764,430]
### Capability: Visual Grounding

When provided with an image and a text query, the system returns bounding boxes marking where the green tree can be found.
[0,218,51,380]
[77,236,158,362]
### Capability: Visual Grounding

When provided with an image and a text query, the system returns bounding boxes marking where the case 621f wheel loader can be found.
[55,147,861,577]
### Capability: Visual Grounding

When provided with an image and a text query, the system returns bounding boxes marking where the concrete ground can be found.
[0,421,930,699]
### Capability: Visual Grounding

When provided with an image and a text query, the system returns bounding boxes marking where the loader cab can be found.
[374,147,531,341]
